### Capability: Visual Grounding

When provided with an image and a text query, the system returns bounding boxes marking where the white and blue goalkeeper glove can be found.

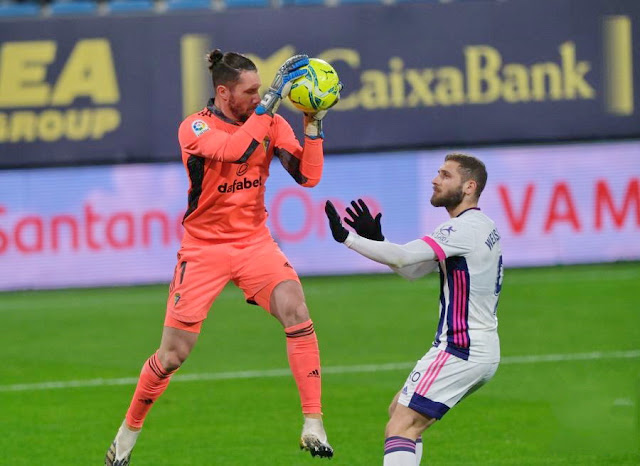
[256,54,309,116]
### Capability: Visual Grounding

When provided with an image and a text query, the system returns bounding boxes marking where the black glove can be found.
[344,199,384,241]
[324,200,349,243]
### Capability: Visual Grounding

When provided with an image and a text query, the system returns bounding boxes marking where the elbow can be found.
[300,178,320,188]
[391,259,409,269]
[391,266,418,281]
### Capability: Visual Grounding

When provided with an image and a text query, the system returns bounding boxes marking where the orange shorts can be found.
[164,229,299,333]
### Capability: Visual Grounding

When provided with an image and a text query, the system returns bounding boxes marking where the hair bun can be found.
[207,49,224,66]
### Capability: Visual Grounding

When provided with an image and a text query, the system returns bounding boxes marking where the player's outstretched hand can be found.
[256,54,309,116]
[344,199,384,241]
[324,200,349,243]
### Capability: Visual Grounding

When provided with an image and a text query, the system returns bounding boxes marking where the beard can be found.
[431,185,465,209]
[229,95,254,123]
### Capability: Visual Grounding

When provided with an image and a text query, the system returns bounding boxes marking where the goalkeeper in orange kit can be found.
[105,49,340,465]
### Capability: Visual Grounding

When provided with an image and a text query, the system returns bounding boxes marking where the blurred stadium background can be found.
[1,0,639,464]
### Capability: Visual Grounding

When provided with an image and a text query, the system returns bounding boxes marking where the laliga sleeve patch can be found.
[191,120,210,137]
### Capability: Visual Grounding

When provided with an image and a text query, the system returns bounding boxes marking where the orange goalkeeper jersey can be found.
[178,102,324,242]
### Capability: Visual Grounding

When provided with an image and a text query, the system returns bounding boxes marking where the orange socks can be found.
[125,352,176,429]
[285,320,322,414]
[123,323,320,427]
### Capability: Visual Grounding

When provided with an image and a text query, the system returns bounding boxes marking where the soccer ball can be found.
[288,58,342,112]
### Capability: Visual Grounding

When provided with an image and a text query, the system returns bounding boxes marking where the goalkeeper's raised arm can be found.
[274,83,342,189]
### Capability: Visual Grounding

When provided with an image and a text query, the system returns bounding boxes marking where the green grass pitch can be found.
[1,262,639,465]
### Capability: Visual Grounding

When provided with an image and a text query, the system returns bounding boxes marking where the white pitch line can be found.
[1,349,638,393]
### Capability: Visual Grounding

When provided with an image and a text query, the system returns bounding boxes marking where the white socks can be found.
[114,420,140,460]
[301,417,328,443]
[383,436,416,466]
[415,436,423,464]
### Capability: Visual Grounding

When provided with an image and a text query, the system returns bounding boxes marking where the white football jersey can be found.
[422,208,503,363]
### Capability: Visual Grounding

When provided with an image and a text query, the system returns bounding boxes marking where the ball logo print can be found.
[288,58,342,112]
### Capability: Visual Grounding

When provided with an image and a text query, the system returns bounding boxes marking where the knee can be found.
[157,347,189,372]
[291,301,310,322]
[271,282,311,327]
[385,416,415,439]
[157,326,198,372]
[385,406,434,439]
[278,301,310,328]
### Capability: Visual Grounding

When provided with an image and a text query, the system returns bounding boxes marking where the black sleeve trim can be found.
[183,155,205,222]
[275,148,308,185]
[235,139,260,164]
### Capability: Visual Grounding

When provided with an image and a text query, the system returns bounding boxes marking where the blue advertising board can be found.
[0,0,639,167]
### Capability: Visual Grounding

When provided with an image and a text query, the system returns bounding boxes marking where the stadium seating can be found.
[109,0,156,13]
[284,0,327,6]
[225,0,270,8]
[0,2,40,17]
[165,0,212,11]
[394,0,440,3]
[0,0,507,18]
[49,0,99,16]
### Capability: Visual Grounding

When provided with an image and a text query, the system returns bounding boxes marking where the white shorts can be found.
[397,347,498,419]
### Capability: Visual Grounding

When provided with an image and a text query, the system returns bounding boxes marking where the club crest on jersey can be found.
[433,225,456,243]
[191,120,209,137]
[262,137,271,154]
[174,293,181,306]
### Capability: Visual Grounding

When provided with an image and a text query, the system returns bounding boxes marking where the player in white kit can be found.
[325,153,503,465]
